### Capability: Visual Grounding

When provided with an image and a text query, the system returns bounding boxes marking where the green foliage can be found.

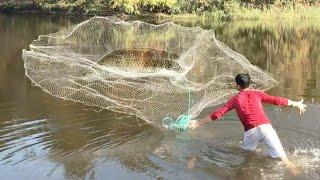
[177,0,219,13]
[1,0,320,18]
[33,0,105,13]
[222,0,241,18]
[110,0,177,14]
[0,0,34,10]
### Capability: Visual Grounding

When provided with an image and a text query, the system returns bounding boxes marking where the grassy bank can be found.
[0,0,320,21]
[227,5,320,20]
[170,5,320,21]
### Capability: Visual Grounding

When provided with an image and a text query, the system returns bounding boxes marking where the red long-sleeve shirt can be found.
[210,89,288,131]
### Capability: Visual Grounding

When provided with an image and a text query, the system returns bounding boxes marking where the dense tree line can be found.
[0,0,319,15]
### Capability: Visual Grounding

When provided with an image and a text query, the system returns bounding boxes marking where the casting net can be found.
[22,16,278,130]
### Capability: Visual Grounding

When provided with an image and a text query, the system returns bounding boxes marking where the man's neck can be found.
[239,88,249,91]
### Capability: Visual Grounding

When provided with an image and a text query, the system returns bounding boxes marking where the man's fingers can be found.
[188,120,199,130]
[188,121,195,129]
[297,99,307,115]
[299,106,306,115]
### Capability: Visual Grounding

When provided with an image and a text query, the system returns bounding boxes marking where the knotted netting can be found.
[22,16,277,130]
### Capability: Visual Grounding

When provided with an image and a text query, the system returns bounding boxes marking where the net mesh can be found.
[22,16,278,129]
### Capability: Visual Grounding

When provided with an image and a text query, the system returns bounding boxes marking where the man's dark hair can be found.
[235,73,250,89]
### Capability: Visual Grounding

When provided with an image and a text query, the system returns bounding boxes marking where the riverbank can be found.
[1,1,320,21]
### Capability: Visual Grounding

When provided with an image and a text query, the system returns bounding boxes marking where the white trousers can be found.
[241,124,287,158]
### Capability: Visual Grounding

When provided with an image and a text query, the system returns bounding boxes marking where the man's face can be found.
[234,82,240,90]
[234,82,236,88]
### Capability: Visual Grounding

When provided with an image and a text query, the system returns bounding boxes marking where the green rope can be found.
[162,90,193,132]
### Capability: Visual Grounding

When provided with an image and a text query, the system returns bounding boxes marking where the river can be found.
[0,13,319,179]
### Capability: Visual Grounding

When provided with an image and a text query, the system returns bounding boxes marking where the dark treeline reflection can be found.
[172,19,320,103]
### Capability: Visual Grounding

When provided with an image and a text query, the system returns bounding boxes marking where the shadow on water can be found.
[0,13,319,179]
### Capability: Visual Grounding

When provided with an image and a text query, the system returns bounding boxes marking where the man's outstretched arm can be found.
[260,91,307,114]
[188,97,235,130]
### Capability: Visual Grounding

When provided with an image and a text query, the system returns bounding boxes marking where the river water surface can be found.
[0,13,320,179]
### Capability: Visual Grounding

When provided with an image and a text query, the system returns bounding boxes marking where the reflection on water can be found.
[98,48,180,71]
[0,13,320,179]
[213,22,320,103]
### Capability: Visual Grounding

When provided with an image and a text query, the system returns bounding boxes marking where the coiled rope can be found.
[162,90,193,132]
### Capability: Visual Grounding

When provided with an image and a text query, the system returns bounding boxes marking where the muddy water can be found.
[0,13,319,179]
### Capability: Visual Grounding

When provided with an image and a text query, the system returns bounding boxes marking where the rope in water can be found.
[162,90,193,132]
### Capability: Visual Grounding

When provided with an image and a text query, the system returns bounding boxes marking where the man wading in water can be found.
[188,73,307,175]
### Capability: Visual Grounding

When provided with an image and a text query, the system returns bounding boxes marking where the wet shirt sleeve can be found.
[259,91,288,106]
[210,97,235,121]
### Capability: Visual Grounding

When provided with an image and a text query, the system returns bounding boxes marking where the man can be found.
[188,73,306,174]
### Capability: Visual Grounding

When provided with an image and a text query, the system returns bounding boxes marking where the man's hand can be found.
[188,116,212,130]
[188,120,200,130]
[297,99,307,114]
[288,99,307,115]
